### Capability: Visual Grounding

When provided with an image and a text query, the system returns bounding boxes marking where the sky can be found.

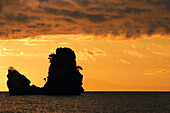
[0,0,170,91]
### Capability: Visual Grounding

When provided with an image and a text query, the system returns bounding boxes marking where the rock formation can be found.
[7,67,41,95]
[43,47,84,94]
[6,47,84,95]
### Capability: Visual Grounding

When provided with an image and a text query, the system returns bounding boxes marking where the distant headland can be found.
[6,47,84,95]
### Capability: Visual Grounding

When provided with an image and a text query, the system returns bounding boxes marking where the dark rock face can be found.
[7,67,41,95]
[7,67,31,94]
[43,47,84,94]
[6,47,84,95]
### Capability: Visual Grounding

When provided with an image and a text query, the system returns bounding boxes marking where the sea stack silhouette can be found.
[6,47,84,95]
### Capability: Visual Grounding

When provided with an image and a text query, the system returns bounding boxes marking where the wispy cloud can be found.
[144,68,170,75]
[123,49,145,58]
[152,51,170,57]
[132,44,137,49]
[76,48,106,61]
[120,59,130,65]
[0,47,39,56]
[23,42,38,46]
[58,42,68,45]
[0,66,5,68]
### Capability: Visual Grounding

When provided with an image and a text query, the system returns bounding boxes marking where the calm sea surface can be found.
[0,92,170,112]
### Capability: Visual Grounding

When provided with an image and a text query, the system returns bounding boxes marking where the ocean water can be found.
[0,92,170,112]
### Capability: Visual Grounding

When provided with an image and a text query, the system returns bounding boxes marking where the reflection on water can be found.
[0,92,170,112]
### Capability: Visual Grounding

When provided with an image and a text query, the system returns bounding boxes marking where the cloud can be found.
[0,47,19,56]
[76,48,106,60]
[0,2,2,12]
[0,0,169,39]
[145,0,170,11]
[58,42,68,45]
[123,50,145,58]
[132,44,137,49]
[5,13,40,23]
[0,47,38,56]
[44,7,107,23]
[120,59,130,64]
[23,42,38,46]
[144,68,170,75]
[148,43,170,57]
[152,51,170,57]
[72,0,90,6]
[20,0,40,9]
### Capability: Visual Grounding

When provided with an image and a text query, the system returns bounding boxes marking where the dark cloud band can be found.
[0,0,169,39]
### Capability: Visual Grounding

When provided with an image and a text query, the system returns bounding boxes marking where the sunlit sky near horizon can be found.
[0,0,170,91]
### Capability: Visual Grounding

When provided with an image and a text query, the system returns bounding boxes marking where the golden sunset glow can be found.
[0,0,170,91]
[0,34,170,91]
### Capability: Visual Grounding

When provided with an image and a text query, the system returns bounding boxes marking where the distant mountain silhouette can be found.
[6,47,84,95]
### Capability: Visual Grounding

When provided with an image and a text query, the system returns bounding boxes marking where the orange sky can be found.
[0,0,170,91]
[0,35,170,91]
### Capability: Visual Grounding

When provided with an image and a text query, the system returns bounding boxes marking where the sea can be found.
[0,92,170,113]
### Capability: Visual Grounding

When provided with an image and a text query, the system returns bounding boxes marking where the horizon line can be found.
[1,91,170,93]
